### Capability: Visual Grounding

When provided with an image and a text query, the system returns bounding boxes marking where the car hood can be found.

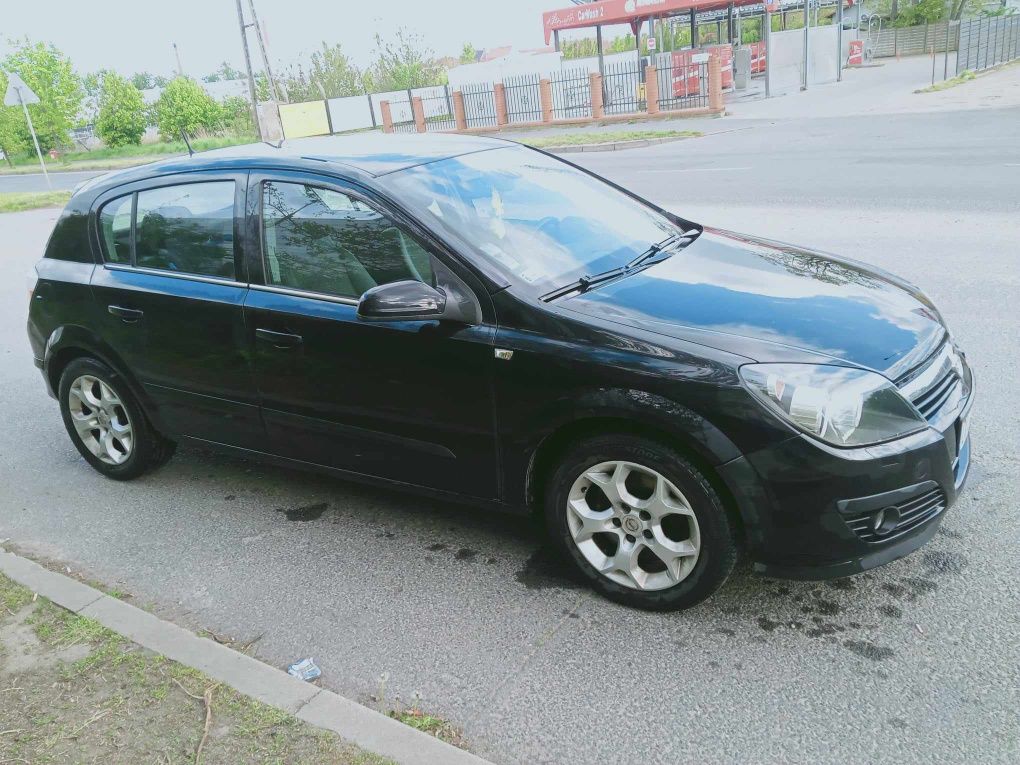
[560,228,946,379]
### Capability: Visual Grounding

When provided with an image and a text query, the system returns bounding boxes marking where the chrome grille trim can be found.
[844,487,947,543]
[897,343,965,422]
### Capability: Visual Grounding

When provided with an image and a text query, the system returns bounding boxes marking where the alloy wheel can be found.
[566,460,701,591]
[67,375,133,465]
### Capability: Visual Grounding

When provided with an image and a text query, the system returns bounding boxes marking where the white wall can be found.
[768,24,841,95]
[326,95,376,133]
[447,51,563,89]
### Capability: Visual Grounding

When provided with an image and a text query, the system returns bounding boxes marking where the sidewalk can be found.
[0,550,492,765]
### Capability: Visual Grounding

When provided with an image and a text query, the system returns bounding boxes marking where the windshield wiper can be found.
[541,266,629,302]
[542,228,700,302]
[626,229,699,270]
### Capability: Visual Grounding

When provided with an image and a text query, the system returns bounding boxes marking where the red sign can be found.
[847,39,864,66]
[542,0,745,43]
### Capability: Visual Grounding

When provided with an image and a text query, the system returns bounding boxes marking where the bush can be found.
[0,40,84,152]
[153,77,223,141]
[220,95,255,136]
[95,73,147,147]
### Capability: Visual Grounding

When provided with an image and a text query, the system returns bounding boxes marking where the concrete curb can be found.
[547,134,695,153]
[0,550,493,765]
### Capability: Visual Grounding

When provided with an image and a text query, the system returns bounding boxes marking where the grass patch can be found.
[0,190,72,213]
[389,708,466,747]
[0,573,395,764]
[916,69,977,93]
[0,133,255,174]
[518,129,701,148]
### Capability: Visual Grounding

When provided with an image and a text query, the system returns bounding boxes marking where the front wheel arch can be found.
[525,416,746,548]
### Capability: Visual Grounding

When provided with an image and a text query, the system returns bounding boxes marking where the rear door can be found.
[89,172,263,448]
[241,171,499,498]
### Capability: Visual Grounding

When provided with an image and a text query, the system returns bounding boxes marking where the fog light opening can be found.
[871,506,901,536]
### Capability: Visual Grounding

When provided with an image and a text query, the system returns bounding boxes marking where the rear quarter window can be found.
[98,195,133,264]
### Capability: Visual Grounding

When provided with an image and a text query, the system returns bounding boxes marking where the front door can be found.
[242,173,499,499]
[89,173,263,448]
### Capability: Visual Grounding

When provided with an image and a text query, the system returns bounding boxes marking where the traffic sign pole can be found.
[18,92,50,188]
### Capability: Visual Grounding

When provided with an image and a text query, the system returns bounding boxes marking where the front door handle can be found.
[108,305,144,322]
[255,328,303,348]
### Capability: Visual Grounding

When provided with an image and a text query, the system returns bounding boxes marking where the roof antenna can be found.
[179,127,194,157]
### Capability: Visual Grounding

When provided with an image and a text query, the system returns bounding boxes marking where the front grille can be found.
[844,487,946,543]
[912,370,959,420]
[897,343,966,423]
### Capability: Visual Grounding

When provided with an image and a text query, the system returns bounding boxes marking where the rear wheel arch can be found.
[44,330,165,435]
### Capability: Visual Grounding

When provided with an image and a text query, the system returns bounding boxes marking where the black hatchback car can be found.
[27,134,973,610]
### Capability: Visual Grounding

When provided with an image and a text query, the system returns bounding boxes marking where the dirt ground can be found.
[0,574,393,765]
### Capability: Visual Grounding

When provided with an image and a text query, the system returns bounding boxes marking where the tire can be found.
[545,434,737,611]
[58,357,176,480]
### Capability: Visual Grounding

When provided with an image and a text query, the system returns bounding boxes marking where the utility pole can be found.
[235,0,263,140]
[802,0,810,90]
[837,0,843,82]
[246,0,282,102]
[172,42,184,77]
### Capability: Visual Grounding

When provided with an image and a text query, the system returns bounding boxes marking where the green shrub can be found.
[95,73,146,147]
[153,77,223,141]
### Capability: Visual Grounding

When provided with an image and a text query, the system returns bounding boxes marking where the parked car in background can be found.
[27,134,973,609]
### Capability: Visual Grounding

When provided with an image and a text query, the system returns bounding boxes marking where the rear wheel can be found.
[545,434,737,610]
[58,357,175,480]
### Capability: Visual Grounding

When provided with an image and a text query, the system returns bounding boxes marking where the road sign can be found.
[3,71,40,106]
[2,71,50,187]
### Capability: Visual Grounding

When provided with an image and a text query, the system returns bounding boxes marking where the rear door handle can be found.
[255,328,303,348]
[108,305,144,322]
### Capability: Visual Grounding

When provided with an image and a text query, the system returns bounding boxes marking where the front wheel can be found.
[58,357,175,480]
[545,435,737,611]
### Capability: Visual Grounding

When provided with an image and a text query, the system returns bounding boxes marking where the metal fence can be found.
[461,82,498,129]
[957,16,1020,74]
[504,73,543,124]
[419,86,456,133]
[549,68,592,120]
[872,21,959,58]
[601,61,645,115]
[388,97,417,134]
[655,60,709,112]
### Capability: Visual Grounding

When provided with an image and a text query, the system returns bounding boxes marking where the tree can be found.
[203,61,244,83]
[0,39,84,151]
[459,42,477,64]
[95,72,147,147]
[308,42,363,98]
[152,77,223,140]
[131,72,156,90]
[365,29,446,92]
[221,94,255,136]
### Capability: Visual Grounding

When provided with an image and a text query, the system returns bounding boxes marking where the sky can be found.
[0,0,576,80]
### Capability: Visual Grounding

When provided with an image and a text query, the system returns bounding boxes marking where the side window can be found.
[261,180,434,300]
[135,182,236,278]
[98,195,132,264]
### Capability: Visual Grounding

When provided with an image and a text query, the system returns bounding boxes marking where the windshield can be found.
[382,146,682,292]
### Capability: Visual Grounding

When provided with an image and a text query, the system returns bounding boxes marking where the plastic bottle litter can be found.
[287,657,322,681]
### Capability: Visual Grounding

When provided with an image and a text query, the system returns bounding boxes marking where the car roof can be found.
[75,132,516,201]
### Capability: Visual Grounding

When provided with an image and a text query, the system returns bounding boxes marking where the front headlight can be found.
[739,363,927,447]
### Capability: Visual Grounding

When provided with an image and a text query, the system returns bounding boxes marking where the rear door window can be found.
[98,195,133,264]
[135,182,236,278]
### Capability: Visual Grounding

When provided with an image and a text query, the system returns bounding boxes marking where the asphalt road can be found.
[0,169,104,192]
[2,100,1019,763]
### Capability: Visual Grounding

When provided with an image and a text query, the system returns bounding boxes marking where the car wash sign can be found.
[543,0,705,44]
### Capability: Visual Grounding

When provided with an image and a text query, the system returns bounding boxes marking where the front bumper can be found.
[718,393,973,580]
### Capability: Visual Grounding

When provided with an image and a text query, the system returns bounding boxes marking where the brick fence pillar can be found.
[645,65,660,115]
[412,96,426,133]
[493,83,508,127]
[380,100,394,133]
[708,54,724,112]
[589,73,604,119]
[539,79,553,123]
[452,91,467,130]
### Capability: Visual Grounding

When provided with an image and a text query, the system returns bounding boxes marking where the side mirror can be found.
[357,280,449,322]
